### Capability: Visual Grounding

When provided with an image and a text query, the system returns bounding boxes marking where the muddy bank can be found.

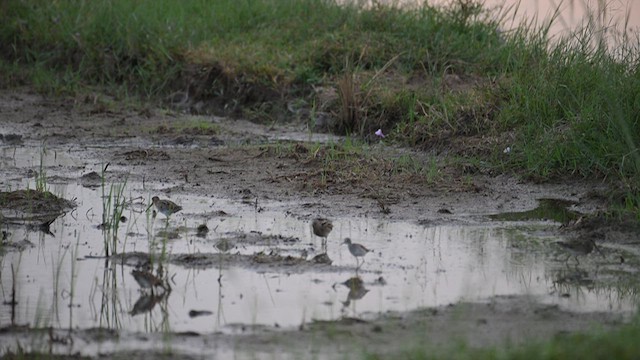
[0,89,614,220]
[0,295,626,359]
[1,89,639,359]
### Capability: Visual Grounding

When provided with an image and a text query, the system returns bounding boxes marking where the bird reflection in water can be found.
[335,276,369,307]
[130,292,169,316]
[129,268,172,316]
[555,237,604,266]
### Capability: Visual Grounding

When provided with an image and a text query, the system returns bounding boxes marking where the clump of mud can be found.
[0,189,76,226]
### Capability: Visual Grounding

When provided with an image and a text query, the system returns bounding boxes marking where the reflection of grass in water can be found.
[137,198,175,339]
[28,234,81,340]
[490,199,580,223]
[505,224,640,304]
[66,238,80,333]
[32,289,48,328]
[97,188,153,330]
[30,245,68,333]
[98,258,122,330]
[214,241,227,328]
[146,205,174,277]
[97,169,148,330]
[6,258,22,327]
[50,244,68,327]
[549,265,640,305]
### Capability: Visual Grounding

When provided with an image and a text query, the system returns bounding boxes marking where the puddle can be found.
[0,147,81,170]
[489,198,581,223]
[0,144,638,356]
[1,179,638,335]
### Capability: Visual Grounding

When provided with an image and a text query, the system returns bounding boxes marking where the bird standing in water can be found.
[556,238,604,265]
[151,196,182,219]
[131,269,169,293]
[342,238,371,269]
[312,218,333,250]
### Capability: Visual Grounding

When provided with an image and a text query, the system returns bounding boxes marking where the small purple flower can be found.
[375,129,385,138]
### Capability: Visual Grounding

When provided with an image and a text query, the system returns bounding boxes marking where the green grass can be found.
[150,117,220,135]
[1,0,639,216]
[101,178,127,257]
[384,316,640,360]
[0,0,507,104]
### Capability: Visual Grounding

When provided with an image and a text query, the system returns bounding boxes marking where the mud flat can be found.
[1,90,639,358]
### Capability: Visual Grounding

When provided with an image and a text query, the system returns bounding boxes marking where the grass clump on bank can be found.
[0,0,507,118]
[1,0,639,216]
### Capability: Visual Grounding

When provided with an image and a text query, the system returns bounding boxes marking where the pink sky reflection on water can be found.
[484,0,638,40]
[389,0,640,45]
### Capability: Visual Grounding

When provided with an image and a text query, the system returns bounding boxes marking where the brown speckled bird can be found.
[151,196,182,218]
[312,218,333,247]
[131,269,167,292]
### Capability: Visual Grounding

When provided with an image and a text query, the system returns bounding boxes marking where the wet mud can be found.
[1,89,639,358]
[0,189,75,226]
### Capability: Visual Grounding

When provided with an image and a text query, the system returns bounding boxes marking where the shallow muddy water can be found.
[486,0,638,34]
[429,0,639,50]
[1,146,637,337]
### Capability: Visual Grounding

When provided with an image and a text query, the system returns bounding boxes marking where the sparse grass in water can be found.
[101,177,128,256]
[35,147,48,193]
[152,118,220,135]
